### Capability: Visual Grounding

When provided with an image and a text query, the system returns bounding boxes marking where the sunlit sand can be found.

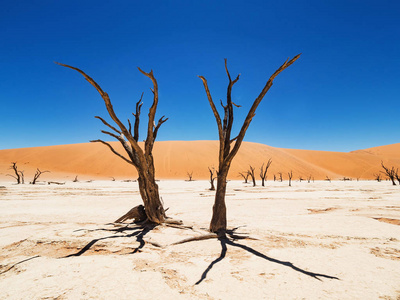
[1,179,399,299]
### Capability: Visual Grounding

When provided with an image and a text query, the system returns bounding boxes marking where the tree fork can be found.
[200,54,300,233]
[56,62,167,224]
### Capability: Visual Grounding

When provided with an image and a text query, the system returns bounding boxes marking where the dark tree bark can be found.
[238,172,249,183]
[260,159,272,187]
[56,62,167,224]
[248,165,256,187]
[325,176,331,183]
[199,54,300,233]
[380,161,397,186]
[31,168,49,184]
[288,170,293,187]
[208,167,217,191]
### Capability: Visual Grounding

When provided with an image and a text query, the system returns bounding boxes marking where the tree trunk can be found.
[137,174,165,223]
[210,172,228,234]
[261,178,265,187]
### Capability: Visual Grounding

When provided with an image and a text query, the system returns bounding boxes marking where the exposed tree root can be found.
[172,233,219,245]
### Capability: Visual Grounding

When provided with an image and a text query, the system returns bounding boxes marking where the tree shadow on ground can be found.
[195,235,340,285]
[64,224,155,257]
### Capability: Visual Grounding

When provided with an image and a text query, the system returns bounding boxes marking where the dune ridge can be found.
[0,141,399,181]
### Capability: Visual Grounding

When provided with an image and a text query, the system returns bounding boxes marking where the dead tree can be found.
[199,54,300,233]
[325,176,331,183]
[278,172,283,182]
[260,159,272,187]
[73,175,79,182]
[31,169,49,184]
[186,171,194,181]
[299,176,304,182]
[288,170,293,187]
[373,173,382,182]
[238,172,250,183]
[273,174,276,181]
[6,162,24,184]
[380,161,397,186]
[208,167,217,191]
[395,169,400,185]
[307,175,312,183]
[57,62,167,224]
[248,165,256,187]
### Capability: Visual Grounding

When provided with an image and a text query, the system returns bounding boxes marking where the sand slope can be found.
[0,141,399,181]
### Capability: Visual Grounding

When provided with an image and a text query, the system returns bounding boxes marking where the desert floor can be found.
[0,179,399,299]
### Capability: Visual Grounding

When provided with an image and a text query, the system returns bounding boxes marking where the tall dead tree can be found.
[288,170,293,187]
[260,159,272,187]
[31,168,49,184]
[6,162,23,184]
[380,161,397,186]
[199,54,300,233]
[238,171,250,183]
[248,165,256,187]
[56,62,167,224]
[208,167,217,191]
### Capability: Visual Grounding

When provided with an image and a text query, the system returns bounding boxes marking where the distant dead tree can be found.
[238,171,250,183]
[186,171,194,181]
[199,54,300,233]
[73,175,79,182]
[273,174,276,181]
[278,172,283,182]
[31,169,49,184]
[307,175,312,183]
[380,161,397,186]
[6,162,24,184]
[208,167,217,191]
[260,159,272,187]
[57,62,168,224]
[248,165,257,187]
[395,169,400,185]
[288,170,293,187]
[373,173,382,182]
[299,176,303,182]
[325,176,331,183]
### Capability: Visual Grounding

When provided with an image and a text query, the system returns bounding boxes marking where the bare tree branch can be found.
[90,140,133,165]
[94,116,121,135]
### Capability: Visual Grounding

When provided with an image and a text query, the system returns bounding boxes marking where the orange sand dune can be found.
[351,143,400,159]
[0,141,399,181]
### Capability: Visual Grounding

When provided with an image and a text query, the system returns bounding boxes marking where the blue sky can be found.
[1,0,399,152]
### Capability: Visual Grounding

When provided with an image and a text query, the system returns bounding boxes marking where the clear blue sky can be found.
[1,0,399,152]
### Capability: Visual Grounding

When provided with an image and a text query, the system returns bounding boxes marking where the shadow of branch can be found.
[226,240,340,281]
[195,238,227,285]
[64,224,155,257]
[195,237,339,285]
